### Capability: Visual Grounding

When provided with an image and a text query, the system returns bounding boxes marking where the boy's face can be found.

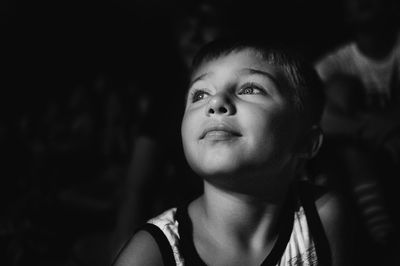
[181,49,300,184]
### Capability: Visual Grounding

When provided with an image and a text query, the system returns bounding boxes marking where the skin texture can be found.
[113,49,350,266]
[112,230,164,266]
[181,49,300,197]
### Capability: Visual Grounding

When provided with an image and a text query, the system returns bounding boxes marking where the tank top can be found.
[137,183,331,266]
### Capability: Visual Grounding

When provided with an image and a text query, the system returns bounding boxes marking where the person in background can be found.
[314,0,400,263]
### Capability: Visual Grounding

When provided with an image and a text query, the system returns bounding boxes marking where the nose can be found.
[207,93,236,116]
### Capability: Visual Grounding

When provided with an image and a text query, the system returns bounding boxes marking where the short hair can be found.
[190,39,325,128]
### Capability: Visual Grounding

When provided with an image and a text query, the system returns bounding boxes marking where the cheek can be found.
[181,114,191,145]
[244,108,296,153]
[269,114,298,153]
[241,107,279,137]
[181,111,198,150]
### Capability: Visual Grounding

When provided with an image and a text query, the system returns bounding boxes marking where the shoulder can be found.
[313,186,348,220]
[112,208,179,266]
[298,182,351,229]
[112,229,164,266]
[314,187,350,240]
[315,43,357,80]
[313,186,354,266]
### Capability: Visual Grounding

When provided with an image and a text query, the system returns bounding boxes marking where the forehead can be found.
[190,48,283,82]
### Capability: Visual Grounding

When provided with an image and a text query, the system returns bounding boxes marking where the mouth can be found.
[200,124,242,141]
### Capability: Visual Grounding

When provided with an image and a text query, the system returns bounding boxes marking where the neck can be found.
[193,180,291,250]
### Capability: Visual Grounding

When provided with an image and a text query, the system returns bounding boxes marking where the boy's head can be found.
[181,39,324,192]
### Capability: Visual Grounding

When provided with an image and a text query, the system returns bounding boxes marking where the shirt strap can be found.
[298,181,332,266]
[140,223,177,266]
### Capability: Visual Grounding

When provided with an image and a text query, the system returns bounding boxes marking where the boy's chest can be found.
[193,232,276,266]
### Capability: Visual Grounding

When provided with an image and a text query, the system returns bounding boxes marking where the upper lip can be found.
[200,122,242,139]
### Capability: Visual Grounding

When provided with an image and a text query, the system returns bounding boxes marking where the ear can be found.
[297,125,324,159]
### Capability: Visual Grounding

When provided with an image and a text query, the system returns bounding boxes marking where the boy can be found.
[113,39,350,266]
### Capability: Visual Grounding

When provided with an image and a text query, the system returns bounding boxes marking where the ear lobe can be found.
[297,126,324,159]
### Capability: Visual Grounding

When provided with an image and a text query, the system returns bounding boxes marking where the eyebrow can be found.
[189,68,279,87]
[239,68,280,86]
[189,72,211,88]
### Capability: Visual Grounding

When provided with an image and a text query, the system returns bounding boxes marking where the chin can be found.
[199,166,238,178]
[191,159,243,179]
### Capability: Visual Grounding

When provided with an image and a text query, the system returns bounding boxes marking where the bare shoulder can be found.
[314,186,354,266]
[112,230,164,266]
[314,187,349,224]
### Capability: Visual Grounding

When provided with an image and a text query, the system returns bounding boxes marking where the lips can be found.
[200,123,242,140]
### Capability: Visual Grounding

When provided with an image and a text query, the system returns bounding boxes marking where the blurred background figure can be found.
[314,0,400,264]
[172,0,227,69]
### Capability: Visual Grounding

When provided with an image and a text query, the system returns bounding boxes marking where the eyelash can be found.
[238,83,265,95]
[190,89,209,103]
[189,83,266,103]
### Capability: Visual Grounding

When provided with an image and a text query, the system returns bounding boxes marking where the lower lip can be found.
[203,131,240,141]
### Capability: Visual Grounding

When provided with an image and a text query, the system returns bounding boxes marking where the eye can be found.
[191,89,210,103]
[238,83,265,95]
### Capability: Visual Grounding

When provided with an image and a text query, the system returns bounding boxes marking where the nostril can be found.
[208,106,228,115]
[219,106,227,113]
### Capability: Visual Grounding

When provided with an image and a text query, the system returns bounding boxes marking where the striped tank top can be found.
[140,183,331,266]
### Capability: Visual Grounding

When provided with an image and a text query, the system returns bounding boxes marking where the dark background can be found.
[1,0,356,265]
[2,0,349,112]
